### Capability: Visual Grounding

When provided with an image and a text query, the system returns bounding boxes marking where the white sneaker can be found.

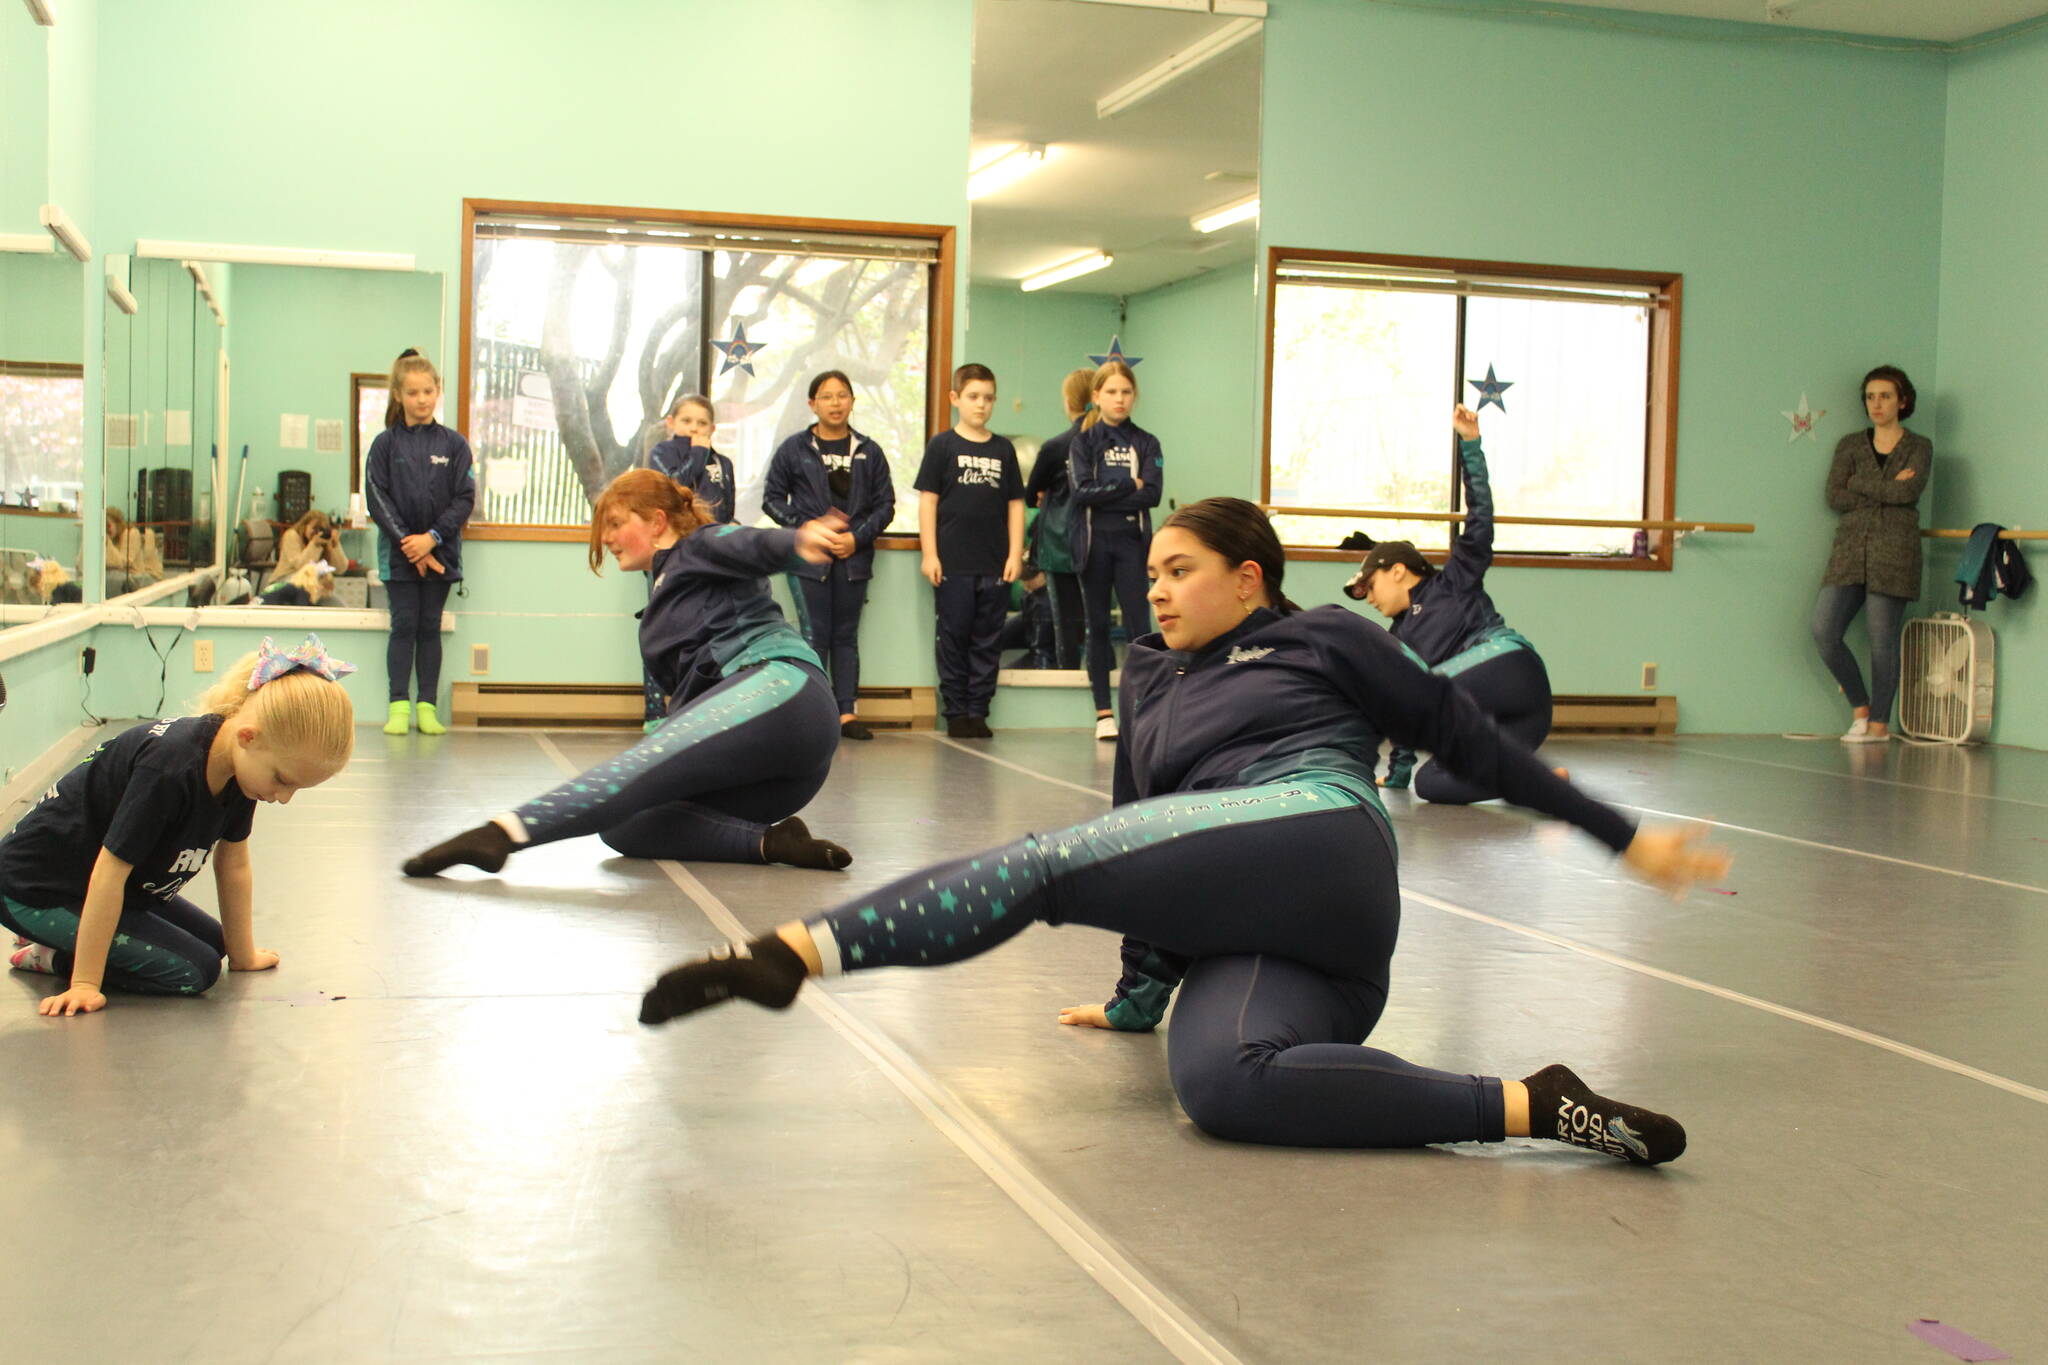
[1095,715,1118,742]
[1842,728,1891,744]
[1843,717,1869,739]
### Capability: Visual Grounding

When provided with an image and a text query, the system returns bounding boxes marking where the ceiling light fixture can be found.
[1096,17,1261,120]
[1191,194,1260,233]
[1021,252,1113,292]
[969,143,1049,201]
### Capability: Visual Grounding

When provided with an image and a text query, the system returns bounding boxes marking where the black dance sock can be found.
[1521,1063,1687,1166]
[639,933,809,1025]
[402,822,516,878]
[761,816,852,870]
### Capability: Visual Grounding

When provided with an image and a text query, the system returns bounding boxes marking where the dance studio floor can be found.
[4,725,2044,1363]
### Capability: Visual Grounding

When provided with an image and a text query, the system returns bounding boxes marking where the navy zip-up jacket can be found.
[1066,418,1163,573]
[1100,605,1635,1028]
[640,525,823,711]
[762,425,896,583]
[366,421,476,583]
[1024,421,1081,574]
[648,437,737,526]
[1389,438,1511,666]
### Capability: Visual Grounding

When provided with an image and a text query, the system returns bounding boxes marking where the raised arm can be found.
[1443,407,1493,586]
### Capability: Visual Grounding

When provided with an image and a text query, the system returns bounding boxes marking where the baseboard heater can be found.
[1550,694,1677,736]
[451,681,939,730]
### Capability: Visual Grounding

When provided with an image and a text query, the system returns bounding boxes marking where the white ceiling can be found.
[1558,1,2042,43]
[970,0,1262,297]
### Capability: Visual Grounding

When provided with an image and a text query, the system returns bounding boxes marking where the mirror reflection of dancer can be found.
[639,499,1728,1165]
[1068,361,1161,741]
[1346,406,1557,801]
[403,471,855,878]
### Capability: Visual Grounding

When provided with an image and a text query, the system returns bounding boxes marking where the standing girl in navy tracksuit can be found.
[1022,367,1094,670]
[639,498,1727,1165]
[763,372,897,742]
[403,470,855,878]
[366,350,475,737]
[1068,360,1161,741]
[3,636,356,1016]
[1346,406,1557,803]
[642,394,738,728]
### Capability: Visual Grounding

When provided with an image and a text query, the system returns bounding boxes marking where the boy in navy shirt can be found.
[915,364,1023,738]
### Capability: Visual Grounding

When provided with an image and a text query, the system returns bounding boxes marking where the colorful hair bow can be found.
[248,633,357,689]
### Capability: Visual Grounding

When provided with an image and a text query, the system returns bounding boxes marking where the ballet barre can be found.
[1922,527,2047,540]
[1260,505,1755,534]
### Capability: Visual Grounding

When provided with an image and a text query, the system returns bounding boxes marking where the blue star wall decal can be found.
[1087,334,1143,369]
[711,322,767,377]
[1467,364,1514,412]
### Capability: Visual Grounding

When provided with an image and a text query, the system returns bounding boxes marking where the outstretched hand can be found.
[1058,1003,1112,1029]
[1452,404,1481,441]
[794,512,853,565]
[1622,825,1732,898]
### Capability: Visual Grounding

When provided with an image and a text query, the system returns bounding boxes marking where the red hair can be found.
[588,468,710,573]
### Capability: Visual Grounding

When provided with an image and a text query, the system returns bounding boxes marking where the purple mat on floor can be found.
[1908,1320,2008,1362]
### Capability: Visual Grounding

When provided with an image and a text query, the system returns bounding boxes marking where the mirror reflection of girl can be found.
[257,560,337,607]
[639,499,1728,1167]
[1020,367,1093,669]
[1344,405,1561,800]
[2,637,355,1017]
[274,509,349,585]
[403,470,856,878]
[104,508,163,595]
[1067,361,1162,740]
[1812,366,1931,743]
[365,350,474,737]
[28,558,82,605]
[641,394,738,729]
[762,372,898,741]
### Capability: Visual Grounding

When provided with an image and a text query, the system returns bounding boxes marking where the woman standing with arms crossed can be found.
[1811,366,1931,742]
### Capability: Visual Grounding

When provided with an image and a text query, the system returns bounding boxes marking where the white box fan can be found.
[1899,612,1995,743]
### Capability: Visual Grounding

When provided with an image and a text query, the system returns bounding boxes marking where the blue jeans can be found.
[1811,584,1907,723]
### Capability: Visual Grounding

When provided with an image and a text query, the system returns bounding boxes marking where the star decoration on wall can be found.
[1467,365,1514,412]
[1088,334,1142,369]
[711,322,767,377]
[1782,393,1826,442]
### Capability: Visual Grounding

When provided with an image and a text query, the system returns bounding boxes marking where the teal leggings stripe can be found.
[1,892,224,995]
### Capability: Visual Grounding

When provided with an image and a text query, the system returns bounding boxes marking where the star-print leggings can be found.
[1,888,225,995]
[807,780,1507,1149]
[507,659,840,863]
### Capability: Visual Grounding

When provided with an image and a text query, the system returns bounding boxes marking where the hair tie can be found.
[249,633,356,690]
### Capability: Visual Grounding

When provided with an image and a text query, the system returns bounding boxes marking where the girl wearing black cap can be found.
[1345,406,1555,801]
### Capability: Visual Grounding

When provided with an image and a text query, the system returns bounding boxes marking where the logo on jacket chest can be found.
[430,454,450,466]
[1225,645,1275,665]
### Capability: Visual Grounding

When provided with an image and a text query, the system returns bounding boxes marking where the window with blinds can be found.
[461,202,952,530]
[1264,251,1680,564]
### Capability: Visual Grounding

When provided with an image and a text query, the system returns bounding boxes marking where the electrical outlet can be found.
[1641,662,1658,691]
[470,643,490,675]
[194,639,215,671]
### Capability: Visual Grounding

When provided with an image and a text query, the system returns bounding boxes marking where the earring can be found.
[1241,596,1253,615]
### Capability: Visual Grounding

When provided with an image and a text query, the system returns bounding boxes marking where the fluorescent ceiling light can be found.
[23,0,54,24]
[1097,16,1261,119]
[968,143,1049,201]
[1191,194,1259,233]
[40,204,90,261]
[136,240,416,271]
[1021,253,1113,292]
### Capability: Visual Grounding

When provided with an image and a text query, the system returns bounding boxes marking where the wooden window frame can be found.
[1261,246,1683,572]
[349,371,387,497]
[458,198,957,544]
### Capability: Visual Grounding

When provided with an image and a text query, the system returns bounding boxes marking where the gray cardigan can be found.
[1822,427,1932,601]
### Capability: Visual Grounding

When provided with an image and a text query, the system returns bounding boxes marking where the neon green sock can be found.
[416,702,446,736]
[383,700,412,735]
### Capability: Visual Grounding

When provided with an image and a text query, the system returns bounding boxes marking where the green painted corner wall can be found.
[963,284,1120,455]
[1259,0,1949,736]
[1121,265,1261,508]
[1933,23,2048,748]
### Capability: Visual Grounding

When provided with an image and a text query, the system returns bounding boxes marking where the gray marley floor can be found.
[4,726,2045,1364]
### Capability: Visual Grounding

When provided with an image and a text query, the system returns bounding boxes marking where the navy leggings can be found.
[509,660,839,864]
[1081,521,1152,711]
[1047,571,1084,670]
[1811,583,1907,723]
[933,573,1007,718]
[2,888,225,996]
[387,579,453,705]
[1413,648,1553,805]
[789,566,869,715]
[809,781,1507,1149]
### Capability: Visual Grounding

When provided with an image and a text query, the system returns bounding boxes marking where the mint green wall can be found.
[1121,265,1259,509]
[227,264,441,518]
[963,285,1120,452]
[2,18,49,231]
[0,251,82,359]
[1260,0,1948,735]
[1933,24,2048,748]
